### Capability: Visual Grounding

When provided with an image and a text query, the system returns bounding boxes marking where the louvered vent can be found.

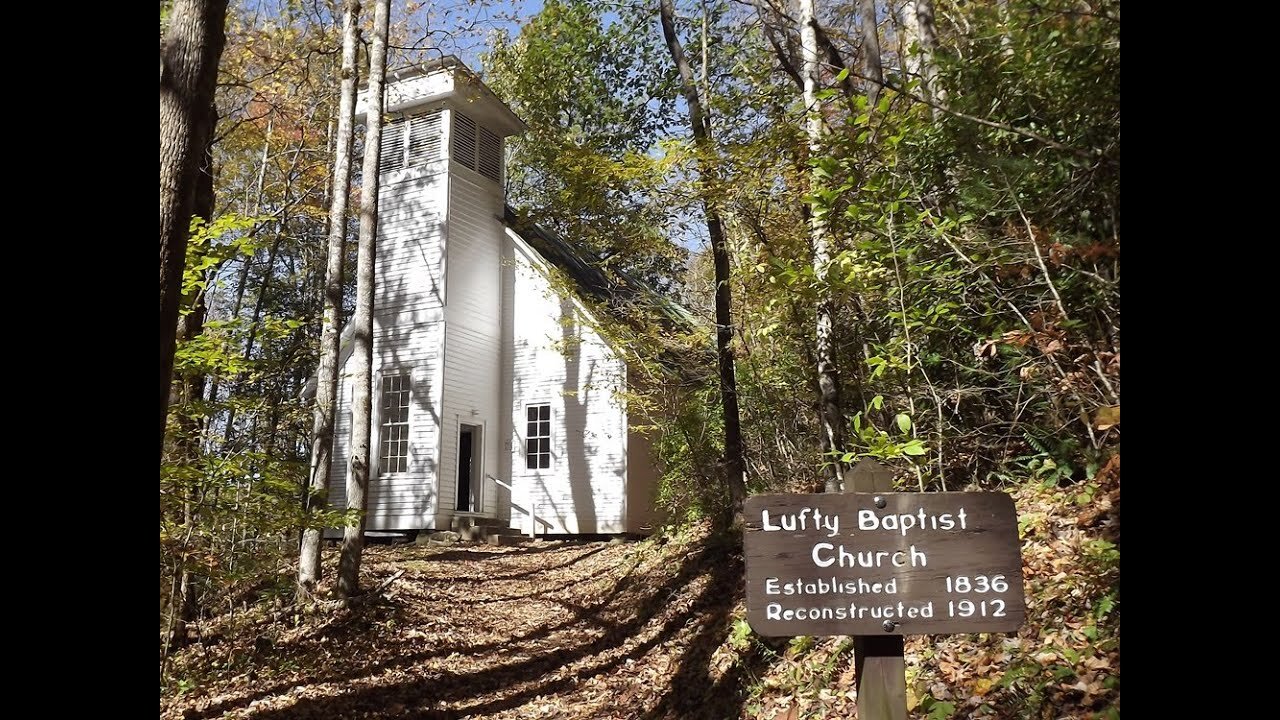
[478,126,502,183]
[379,117,406,174]
[406,109,443,167]
[452,112,477,170]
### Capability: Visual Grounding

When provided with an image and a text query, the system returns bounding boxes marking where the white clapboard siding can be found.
[328,326,446,531]
[503,228,630,534]
[328,160,449,530]
[374,171,448,315]
[333,63,654,534]
[438,174,504,521]
[327,370,352,514]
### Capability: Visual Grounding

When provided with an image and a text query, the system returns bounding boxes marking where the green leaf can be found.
[896,413,912,433]
[927,701,956,720]
[1094,593,1116,618]
[901,440,927,456]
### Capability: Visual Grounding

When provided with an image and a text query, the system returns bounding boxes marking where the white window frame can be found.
[524,403,553,471]
[377,371,413,478]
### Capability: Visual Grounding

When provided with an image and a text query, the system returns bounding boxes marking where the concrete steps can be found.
[415,516,526,547]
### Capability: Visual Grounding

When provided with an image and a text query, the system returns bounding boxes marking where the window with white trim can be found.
[379,374,412,474]
[525,403,552,470]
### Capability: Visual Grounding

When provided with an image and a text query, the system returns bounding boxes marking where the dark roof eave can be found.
[500,205,700,331]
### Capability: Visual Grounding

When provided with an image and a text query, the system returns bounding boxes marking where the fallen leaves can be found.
[162,526,753,719]
[161,461,1119,720]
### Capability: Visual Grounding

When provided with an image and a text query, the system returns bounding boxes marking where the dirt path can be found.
[163,533,755,720]
[162,469,1121,720]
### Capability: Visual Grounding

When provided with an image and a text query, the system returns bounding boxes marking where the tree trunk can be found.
[798,0,847,494]
[750,0,803,89]
[337,0,390,601]
[160,0,228,466]
[659,0,747,523]
[911,0,945,108]
[167,104,218,652]
[204,120,272,438]
[859,0,883,110]
[299,0,362,600]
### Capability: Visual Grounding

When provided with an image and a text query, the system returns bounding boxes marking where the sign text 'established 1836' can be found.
[744,492,1026,636]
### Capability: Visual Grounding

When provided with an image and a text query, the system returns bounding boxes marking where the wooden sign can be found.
[744,491,1025,636]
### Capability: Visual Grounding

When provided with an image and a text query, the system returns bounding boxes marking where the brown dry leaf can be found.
[770,705,800,720]
[162,462,1122,720]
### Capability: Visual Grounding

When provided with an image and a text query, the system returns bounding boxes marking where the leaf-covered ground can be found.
[161,466,1118,720]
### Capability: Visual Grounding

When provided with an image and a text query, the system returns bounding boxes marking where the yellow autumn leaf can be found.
[1093,405,1120,430]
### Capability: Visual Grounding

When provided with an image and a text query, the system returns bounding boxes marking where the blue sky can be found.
[395,0,708,255]
[397,0,543,73]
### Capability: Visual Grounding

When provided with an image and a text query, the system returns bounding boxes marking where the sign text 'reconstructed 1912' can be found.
[744,492,1026,636]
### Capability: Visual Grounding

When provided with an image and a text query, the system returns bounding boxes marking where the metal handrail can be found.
[487,473,537,538]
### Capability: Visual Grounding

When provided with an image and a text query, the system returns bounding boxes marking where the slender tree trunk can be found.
[224,145,309,449]
[659,0,747,522]
[911,0,945,108]
[160,0,228,466]
[798,0,847,493]
[892,1,912,81]
[859,0,883,109]
[203,120,272,443]
[177,103,219,451]
[223,198,294,449]
[167,104,218,651]
[750,0,803,88]
[996,0,1014,57]
[299,0,362,600]
[337,0,390,600]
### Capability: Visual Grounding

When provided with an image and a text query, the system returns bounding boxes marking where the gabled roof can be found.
[501,205,699,331]
[302,206,701,400]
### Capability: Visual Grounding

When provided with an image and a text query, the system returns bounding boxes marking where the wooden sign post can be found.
[848,460,907,720]
[743,460,1026,720]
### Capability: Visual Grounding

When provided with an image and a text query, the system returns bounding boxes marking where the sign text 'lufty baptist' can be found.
[744,492,1026,636]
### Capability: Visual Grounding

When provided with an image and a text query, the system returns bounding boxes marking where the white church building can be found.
[323,57,661,536]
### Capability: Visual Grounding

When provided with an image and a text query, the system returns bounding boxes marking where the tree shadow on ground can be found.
[183,535,757,720]
[415,543,609,582]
